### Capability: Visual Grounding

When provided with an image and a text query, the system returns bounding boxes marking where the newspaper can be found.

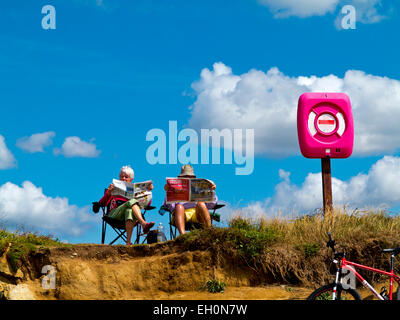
[111,179,153,208]
[165,178,215,203]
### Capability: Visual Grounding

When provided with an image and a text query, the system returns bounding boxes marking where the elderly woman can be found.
[99,165,154,245]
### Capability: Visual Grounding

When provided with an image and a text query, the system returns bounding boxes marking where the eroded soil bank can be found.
[0,240,395,300]
[0,241,317,300]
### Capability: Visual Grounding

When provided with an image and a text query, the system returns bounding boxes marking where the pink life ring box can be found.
[297,92,354,158]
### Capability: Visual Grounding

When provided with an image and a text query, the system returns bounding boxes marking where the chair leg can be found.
[135,224,141,244]
[211,209,216,227]
[141,234,148,244]
[109,235,122,245]
[169,212,175,240]
[109,227,126,245]
[101,220,107,244]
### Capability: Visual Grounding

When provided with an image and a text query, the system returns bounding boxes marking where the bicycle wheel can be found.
[307,283,362,300]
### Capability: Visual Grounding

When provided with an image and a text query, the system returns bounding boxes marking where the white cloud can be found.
[334,0,387,28]
[259,0,339,18]
[16,131,55,153]
[348,0,386,24]
[259,0,387,24]
[0,135,16,169]
[0,181,97,237]
[235,156,400,217]
[188,62,400,158]
[54,136,101,158]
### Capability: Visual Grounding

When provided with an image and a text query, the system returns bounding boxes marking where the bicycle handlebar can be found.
[326,232,346,259]
[326,232,336,251]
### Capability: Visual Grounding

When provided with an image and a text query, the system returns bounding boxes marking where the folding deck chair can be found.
[159,203,225,239]
[92,200,156,245]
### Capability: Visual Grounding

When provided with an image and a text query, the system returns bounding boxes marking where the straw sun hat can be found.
[178,164,196,178]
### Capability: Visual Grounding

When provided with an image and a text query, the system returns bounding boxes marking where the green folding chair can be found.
[92,200,155,245]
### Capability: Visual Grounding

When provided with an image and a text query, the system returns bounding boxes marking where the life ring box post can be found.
[297,92,354,159]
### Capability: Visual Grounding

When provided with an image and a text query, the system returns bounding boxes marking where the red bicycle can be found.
[307,232,400,300]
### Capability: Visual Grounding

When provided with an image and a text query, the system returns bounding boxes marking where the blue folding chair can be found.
[159,203,225,239]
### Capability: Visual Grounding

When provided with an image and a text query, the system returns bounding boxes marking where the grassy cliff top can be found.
[1,208,400,286]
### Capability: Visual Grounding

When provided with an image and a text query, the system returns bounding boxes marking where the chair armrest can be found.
[159,205,171,216]
[92,202,101,214]
[213,204,225,210]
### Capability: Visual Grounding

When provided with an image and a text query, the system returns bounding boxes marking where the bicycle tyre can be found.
[307,283,362,300]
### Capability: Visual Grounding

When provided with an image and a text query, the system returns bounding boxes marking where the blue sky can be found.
[1,0,400,244]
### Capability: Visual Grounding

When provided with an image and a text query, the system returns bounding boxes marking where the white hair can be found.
[120,165,134,179]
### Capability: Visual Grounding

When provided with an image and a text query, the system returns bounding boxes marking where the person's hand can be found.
[107,184,114,192]
[148,183,154,191]
[210,181,216,190]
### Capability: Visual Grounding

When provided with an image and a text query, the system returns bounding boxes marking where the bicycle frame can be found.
[334,256,400,300]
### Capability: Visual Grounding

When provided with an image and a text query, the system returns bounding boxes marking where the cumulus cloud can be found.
[334,0,387,28]
[235,156,400,217]
[259,0,387,24]
[342,0,386,24]
[0,181,97,237]
[188,62,400,158]
[16,131,55,153]
[259,0,339,18]
[54,136,101,158]
[0,135,16,169]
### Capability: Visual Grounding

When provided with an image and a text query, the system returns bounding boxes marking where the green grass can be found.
[178,216,281,264]
[0,228,69,272]
[227,217,281,259]
[296,243,320,258]
[204,279,226,293]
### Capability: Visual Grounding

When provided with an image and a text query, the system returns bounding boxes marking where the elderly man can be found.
[163,164,217,235]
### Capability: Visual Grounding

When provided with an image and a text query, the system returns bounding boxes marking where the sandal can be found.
[142,221,155,234]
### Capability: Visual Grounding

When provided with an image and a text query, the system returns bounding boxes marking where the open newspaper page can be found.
[111,179,153,208]
[165,178,215,203]
[165,178,190,203]
[111,179,134,199]
[190,179,215,202]
[133,180,153,208]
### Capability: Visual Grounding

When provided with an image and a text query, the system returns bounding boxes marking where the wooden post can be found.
[321,157,333,218]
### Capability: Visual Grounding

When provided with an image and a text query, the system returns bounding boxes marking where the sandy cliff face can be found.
[0,242,279,300]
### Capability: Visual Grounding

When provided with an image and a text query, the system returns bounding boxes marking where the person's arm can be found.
[99,183,113,206]
[210,180,216,190]
[163,183,180,212]
[206,181,218,209]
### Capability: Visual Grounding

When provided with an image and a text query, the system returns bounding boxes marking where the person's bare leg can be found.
[125,219,136,245]
[196,202,211,228]
[175,204,186,235]
[131,204,147,227]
